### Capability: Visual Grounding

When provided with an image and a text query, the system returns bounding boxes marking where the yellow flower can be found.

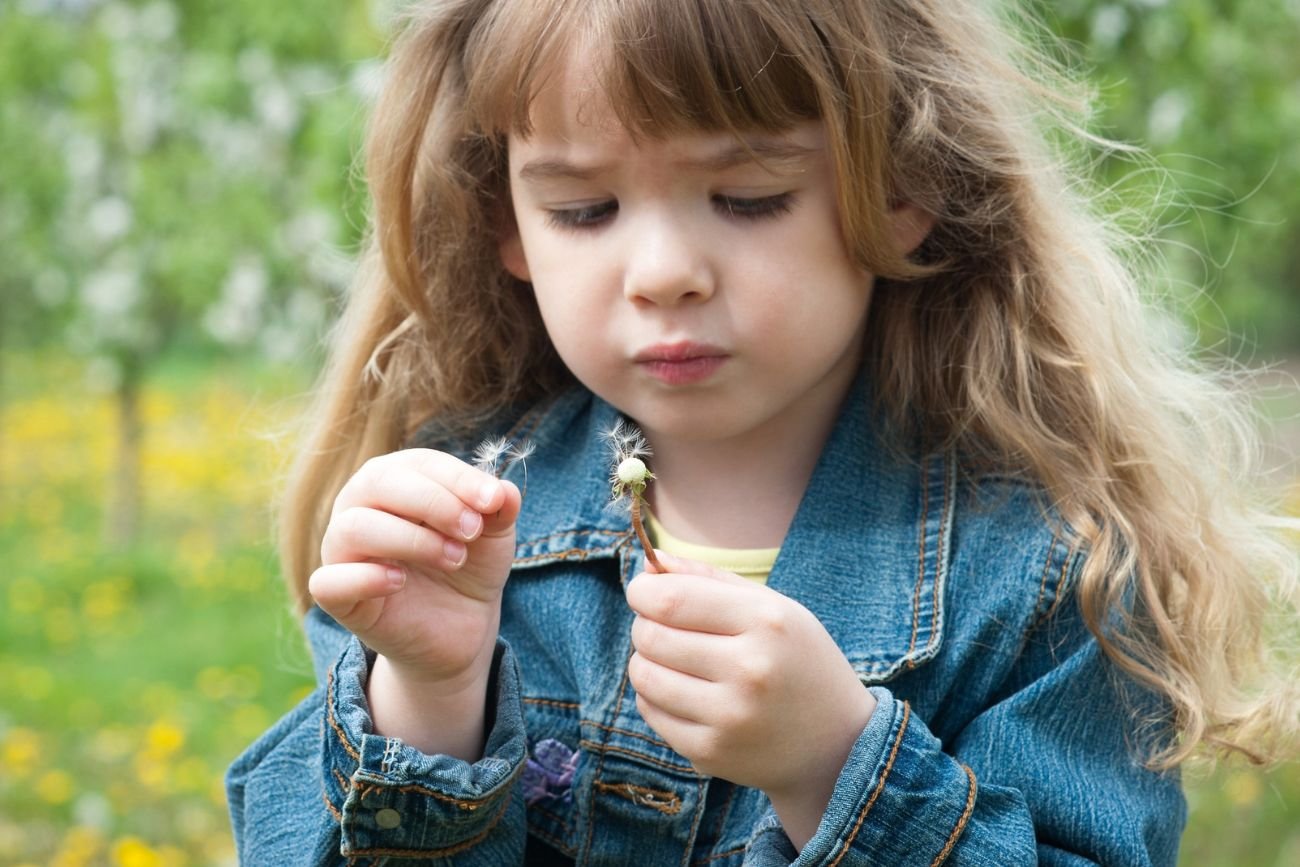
[81,579,128,623]
[145,721,185,758]
[36,769,75,804]
[49,826,104,867]
[112,837,163,867]
[1,728,41,777]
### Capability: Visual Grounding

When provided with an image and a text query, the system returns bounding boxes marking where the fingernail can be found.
[385,566,406,588]
[459,510,482,539]
[478,481,499,509]
[444,539,467,566]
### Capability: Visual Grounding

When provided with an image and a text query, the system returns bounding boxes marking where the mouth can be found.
[633,342,728,385]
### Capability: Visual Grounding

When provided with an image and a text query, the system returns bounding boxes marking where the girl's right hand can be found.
[308,448,522,690]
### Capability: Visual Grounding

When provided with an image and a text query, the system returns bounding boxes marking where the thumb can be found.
[481,479,523,536]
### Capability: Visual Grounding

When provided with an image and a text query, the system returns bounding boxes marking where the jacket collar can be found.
[499,377,954,683]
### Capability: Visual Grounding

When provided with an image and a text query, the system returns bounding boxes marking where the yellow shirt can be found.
[644,511,780,585]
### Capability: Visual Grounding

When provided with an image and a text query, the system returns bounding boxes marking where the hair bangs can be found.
[463,0,824,140]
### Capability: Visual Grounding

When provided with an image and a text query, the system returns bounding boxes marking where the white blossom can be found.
[204,257,268,345]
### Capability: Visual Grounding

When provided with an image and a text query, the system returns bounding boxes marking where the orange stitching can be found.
[587,720,672,749]
[350,786,512,858]
[907,457,931,665]
[326,668,360,763]
[828,702,910,867]
[593,780,683,814]
[929,764,978,866]
[513,545,620,565]
[322,787,342,822]
[353,778,498,809]
[522,697,581,709]
[579,739,698,774]
[694,844,747,864]
[333,767,352,793]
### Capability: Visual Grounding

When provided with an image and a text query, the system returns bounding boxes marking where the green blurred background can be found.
[1,1,1297,864]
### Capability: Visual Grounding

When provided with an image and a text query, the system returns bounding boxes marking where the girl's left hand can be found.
[625,551,877,843]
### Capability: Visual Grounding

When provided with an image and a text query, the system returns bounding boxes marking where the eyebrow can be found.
[517,139,817,183]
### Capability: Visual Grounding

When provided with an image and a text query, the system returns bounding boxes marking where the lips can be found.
[633,342,728,385]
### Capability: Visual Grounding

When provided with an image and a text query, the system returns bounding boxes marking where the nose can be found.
[622,213,716,307]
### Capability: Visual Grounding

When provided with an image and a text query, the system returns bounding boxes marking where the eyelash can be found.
[544,193,794,231]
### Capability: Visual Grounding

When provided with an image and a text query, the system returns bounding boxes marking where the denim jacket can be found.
[226,382,1185,865]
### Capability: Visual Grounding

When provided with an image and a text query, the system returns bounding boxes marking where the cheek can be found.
[530,282,611,382]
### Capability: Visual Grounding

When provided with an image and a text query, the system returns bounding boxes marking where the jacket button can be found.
[375,808,402,829]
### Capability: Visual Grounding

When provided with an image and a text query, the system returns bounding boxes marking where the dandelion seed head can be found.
[606,421,654,501]
[616,457,648,486]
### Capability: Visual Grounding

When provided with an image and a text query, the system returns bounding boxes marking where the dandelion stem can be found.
[630,494,662,571]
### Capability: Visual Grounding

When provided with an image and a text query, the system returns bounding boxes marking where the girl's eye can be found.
[545,200,617,231]
[713,193,794,220]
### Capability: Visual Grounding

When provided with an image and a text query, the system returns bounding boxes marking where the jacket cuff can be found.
[322,635,527,858]
[748,688,979,866]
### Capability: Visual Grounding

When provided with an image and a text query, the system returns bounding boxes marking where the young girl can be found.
[227,0,1298,863]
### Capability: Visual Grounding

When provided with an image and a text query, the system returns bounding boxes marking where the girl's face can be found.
[502,54,928,452]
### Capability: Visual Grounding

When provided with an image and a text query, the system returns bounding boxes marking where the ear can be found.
[499,217,531,282]
[888,201,936,258]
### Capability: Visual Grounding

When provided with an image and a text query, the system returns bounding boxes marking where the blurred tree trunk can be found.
[107,352,142,549]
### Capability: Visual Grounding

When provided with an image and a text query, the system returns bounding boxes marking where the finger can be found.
[405,448,511,514]
[652,550,751,586]
[321,506,468,570]
[627,651,715,725]
[308,561,404,625]
[338,450,508,539]
[630,615,735,682]
[634,691,707,761]
[625,571,754,634]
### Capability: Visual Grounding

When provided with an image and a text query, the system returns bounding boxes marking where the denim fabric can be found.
[226,381,1186,865]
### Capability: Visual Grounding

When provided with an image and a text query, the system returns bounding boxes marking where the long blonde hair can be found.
[278,0,1298,769]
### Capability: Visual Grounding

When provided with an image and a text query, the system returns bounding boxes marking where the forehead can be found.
[510,47,824,170]
[523,47,628,144]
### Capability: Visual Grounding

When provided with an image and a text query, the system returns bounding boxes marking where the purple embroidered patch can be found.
[522,738,579,805]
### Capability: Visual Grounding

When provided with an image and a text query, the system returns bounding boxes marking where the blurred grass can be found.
[0,352,315,866]
[0,352,1297,865]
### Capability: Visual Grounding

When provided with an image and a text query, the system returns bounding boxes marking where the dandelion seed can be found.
[473,436,535,479]
[507,439,536,465]
[472,436,512,477]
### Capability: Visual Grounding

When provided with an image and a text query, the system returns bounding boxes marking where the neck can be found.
[643,379,854,550]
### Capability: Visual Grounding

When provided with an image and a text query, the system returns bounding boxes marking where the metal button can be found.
[375,808,402,829]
